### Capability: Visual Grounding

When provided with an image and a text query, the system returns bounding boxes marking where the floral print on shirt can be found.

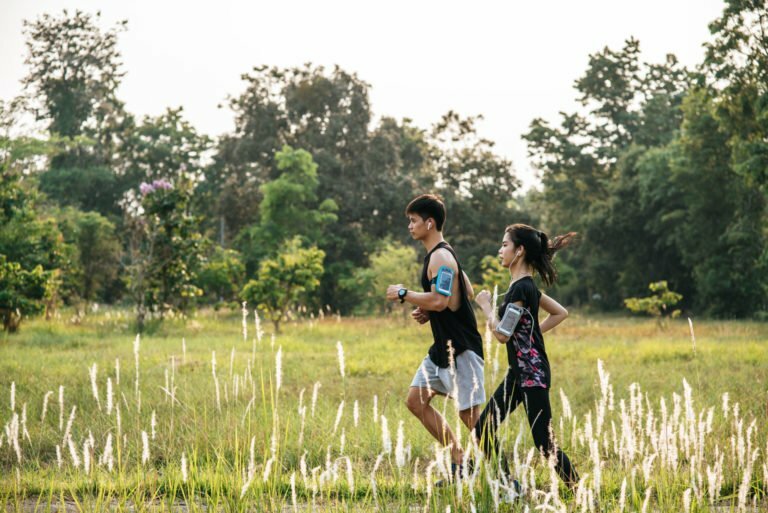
[511,309,547,388]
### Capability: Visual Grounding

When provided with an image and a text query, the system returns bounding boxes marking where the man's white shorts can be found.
[409,350,486,411]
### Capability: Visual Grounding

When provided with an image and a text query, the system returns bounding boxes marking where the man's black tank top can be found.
[422,241,484,368]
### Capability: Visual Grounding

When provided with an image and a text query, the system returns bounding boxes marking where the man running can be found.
[386,193,485,480]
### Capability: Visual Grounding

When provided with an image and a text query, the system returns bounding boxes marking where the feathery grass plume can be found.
[8,413,21,463]
[89,363,101,410]
[10,381,15,411]
[58,385,64,431]
[106,378,113,415]
[373,394,379,423]
[21,403,30,442]
[41,391,52,422]
[83,438,91,475]
[425,460,436,504]
[618,476,627,512]
[395,420,406,468]
[116,403,122,441]
[332,400,345,434]
[683,487,692,512]
[275,346,283,391]
[67,436,80,468]
[181,452,188,483]
[151,410,157,440]
[353,400,359,427]
[133,334,140,396]
[212,351,221,411]
[55,444,62,468]
[411,457,421,492]
[336,341,345,378]
[311,382,321,416]
[641,486,652,513]
[102,433,114,472]
[722,392,729,420]
[254,309,264,342]
[370,452,385,501]
[229,347,235,380]
[290,472,297,513]
[141,430,150,465]
[300,451,308,487]
[62,405,76,444]
[339,427,346,454]
[242,301,248,342]
[344,456,354,493]
[380,415,392,455]
[241,463,256,498]
[114,357,120,385]
[262,456,275,483]
[245,435,256,480]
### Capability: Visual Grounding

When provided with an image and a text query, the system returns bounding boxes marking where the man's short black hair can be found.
[405,194,446,231]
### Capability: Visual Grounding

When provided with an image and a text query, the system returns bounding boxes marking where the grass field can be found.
[1,307,767,512]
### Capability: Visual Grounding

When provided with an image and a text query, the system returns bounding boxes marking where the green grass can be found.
[1,308,767,512]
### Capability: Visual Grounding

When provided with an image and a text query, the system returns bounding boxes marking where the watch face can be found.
[398,288,406,298]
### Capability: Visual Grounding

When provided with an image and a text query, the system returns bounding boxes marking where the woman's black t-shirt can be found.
[498,276,550,388]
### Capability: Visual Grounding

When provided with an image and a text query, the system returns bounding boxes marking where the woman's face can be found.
[498,232,517,268]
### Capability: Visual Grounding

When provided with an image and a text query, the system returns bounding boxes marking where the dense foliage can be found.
[2,3,767,331]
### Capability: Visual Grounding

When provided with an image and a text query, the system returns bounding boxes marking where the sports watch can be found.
[398,288,408,303]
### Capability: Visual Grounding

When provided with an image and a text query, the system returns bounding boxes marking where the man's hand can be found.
[411,307,430,324]
[386,284,404,302]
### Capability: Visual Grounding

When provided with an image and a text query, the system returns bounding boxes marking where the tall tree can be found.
[23,10,132,217]
[235,146,338,274]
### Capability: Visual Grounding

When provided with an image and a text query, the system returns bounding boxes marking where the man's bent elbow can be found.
[432,295,450,311]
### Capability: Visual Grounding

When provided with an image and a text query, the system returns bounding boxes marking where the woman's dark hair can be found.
[505,224,576,286]
[405,194,446,231]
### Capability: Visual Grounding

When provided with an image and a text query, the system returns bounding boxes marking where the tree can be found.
[704,0,768,193]
[22,10,133,218]
[240,237,324,333]
[341,241,421,315]
[57,208,122,303]
[120,107,211,185]
[125,179,206,331]
[195,246,245,307]
[0,256,48,332]
[523,40,692,307]
[22,10,128,143]
[430,111,523,275]
[624,281,683,327]
[235,146,337,274]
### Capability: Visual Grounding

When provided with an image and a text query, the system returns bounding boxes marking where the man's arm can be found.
[462,271,474,300]
[385,249,454,311]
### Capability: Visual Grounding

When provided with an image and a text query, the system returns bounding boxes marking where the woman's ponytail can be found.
[506,224,577,286]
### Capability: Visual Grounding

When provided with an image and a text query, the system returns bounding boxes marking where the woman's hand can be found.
[475,290,492,312]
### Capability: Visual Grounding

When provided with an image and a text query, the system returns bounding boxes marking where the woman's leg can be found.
[522,387,579,487]
[473,371,521,464]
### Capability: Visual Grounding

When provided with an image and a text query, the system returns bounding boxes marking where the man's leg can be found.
[406,386,463,463]
[459,405,480,431]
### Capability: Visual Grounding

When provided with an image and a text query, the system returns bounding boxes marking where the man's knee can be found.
[406,389,429,415]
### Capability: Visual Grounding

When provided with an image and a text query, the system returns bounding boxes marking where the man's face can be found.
[407,213,429,240]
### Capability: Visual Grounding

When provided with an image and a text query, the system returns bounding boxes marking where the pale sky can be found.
[1,0,725,188]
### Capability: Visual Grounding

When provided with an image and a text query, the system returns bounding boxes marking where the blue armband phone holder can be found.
[433,265,454,296]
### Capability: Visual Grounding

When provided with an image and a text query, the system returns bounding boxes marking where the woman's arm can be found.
[539,293,568,334]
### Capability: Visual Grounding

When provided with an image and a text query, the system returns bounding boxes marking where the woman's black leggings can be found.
[474,370,578,485]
